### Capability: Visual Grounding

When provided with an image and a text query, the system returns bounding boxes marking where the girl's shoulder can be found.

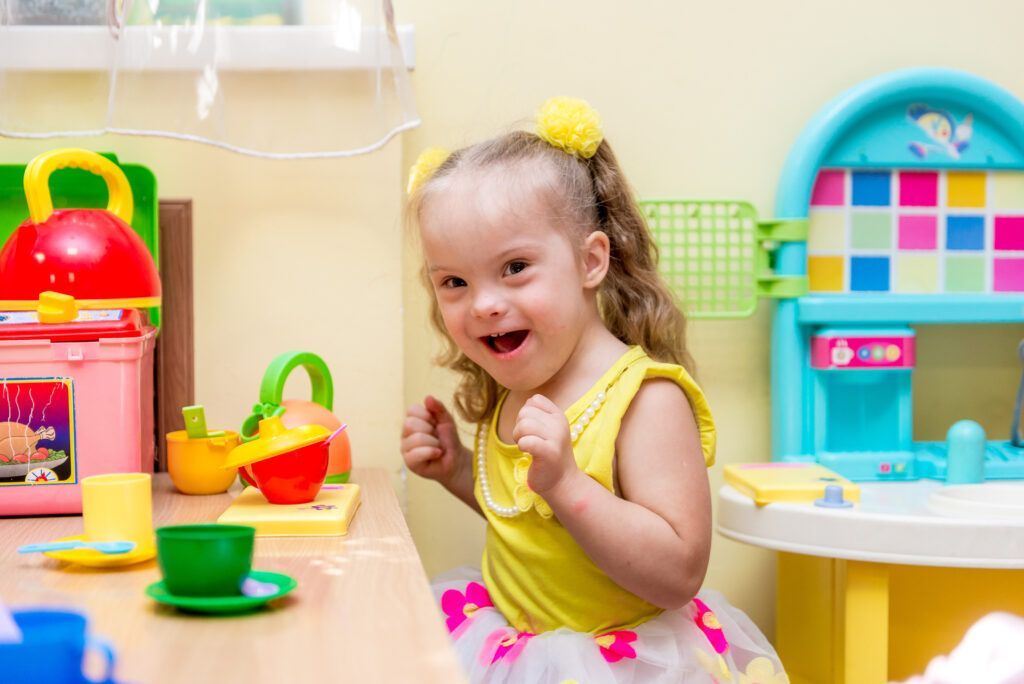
[615,350,716,467]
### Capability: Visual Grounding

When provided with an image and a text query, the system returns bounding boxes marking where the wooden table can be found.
[0,469,466,684]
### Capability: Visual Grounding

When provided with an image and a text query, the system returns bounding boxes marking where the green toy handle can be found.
[240,351,334,442]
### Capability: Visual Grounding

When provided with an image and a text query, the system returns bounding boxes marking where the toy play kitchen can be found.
[0,149,159,516]
[217,352,359,536]
[660,69,1024,682]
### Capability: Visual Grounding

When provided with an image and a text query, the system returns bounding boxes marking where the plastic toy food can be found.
[0,422,55,461]
[0,422,63,478]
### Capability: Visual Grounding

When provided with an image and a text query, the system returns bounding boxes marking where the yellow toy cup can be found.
[81,473,154,548]
[166,431,240,495]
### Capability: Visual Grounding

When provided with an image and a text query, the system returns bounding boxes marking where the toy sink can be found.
[928,483,1024,520]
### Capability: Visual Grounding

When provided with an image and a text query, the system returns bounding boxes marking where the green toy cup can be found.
[155,524,255,597]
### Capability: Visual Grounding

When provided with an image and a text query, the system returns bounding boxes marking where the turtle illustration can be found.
[0,422,56,462]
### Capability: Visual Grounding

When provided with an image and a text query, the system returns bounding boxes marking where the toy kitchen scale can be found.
[0,150,159,515]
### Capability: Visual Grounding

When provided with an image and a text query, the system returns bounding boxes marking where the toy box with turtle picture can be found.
[0,149,160,516]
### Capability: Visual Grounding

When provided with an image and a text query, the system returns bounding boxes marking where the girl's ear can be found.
[581,230,611,289]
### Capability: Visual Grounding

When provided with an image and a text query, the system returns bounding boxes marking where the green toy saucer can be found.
[145,571,297,614]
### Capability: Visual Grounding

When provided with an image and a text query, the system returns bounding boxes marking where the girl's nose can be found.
[470,291,508,318]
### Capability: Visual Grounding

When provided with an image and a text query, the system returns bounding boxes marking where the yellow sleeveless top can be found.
[475,345,716,635]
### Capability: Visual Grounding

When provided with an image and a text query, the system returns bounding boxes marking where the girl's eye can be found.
[504,261,527,276]
[440,276,467,289]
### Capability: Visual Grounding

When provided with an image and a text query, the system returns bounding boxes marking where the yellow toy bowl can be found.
[166,431,240,495]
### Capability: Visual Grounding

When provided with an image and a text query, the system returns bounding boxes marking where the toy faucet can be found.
[945,420,985,485]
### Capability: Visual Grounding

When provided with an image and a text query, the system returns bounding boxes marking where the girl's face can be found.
[419,169,600,392]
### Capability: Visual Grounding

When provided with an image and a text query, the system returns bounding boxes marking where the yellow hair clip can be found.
[535,97,604,159]
[406,147,450,195]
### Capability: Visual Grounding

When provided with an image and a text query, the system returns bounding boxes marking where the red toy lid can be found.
[0,150,159,312]
[0,308,146,342]
[0,210,160,308]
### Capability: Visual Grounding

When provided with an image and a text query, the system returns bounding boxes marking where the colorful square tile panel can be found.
[808,169,1024,293]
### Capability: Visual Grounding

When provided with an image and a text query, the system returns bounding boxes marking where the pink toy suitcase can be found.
[0,309,155,516]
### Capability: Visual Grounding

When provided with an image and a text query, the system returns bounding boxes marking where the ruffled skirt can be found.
[433,568,788,683]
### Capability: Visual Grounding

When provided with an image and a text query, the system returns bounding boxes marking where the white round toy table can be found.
[718,480,1024,684]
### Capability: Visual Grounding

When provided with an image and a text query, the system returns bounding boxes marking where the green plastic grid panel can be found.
[640,199,759,318]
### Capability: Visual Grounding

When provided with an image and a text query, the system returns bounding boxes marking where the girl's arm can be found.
[517,380,711,609]
[439,444,483,515]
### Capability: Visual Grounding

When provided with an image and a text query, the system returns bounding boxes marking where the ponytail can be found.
[588,142,694,372]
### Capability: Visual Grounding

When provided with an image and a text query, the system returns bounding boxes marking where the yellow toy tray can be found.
[723,462,860,506]
[217,483,361,537]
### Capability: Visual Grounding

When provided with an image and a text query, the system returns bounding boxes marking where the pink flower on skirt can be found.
[441,581,494,633]
[594,630,638,663]
[483,629,535,664]
[693,598,729,654]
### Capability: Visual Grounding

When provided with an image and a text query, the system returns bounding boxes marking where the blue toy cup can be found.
[0,608,117,683]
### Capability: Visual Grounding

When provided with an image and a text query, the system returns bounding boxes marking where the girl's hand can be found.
[512,394,578,494]
[401,395,467,485]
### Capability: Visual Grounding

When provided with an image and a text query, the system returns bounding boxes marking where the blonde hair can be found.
[408,131,693,424]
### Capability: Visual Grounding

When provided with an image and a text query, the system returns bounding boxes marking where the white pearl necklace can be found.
[477,391,607,518]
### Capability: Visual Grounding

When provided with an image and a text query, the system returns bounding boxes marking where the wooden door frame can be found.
[155,199,194,471]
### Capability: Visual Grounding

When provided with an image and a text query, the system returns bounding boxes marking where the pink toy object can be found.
[0,318,155,515]
[0,150,158,516]
[811,333,916,369]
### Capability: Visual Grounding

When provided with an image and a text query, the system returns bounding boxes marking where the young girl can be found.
[401,97,787,683]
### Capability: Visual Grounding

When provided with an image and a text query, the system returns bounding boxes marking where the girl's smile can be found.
[483,329,531,357]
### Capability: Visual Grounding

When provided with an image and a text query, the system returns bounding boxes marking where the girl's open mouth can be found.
[483,330,529,355]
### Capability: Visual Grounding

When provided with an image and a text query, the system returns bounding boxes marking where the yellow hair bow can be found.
[406,147,450,195]
[536,97,604,159]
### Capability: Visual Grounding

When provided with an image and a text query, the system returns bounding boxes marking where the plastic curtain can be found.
[0,0,419,158]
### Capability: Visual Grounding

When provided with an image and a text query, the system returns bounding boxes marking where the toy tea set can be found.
[181,350,361,537]
[0,151,358,683]
[66,352,354,616]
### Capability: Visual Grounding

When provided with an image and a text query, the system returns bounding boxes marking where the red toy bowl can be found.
[226,416,330,505]
[242,442,329,505]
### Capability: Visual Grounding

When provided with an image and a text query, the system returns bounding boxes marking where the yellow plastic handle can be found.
[24,149,134,225]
